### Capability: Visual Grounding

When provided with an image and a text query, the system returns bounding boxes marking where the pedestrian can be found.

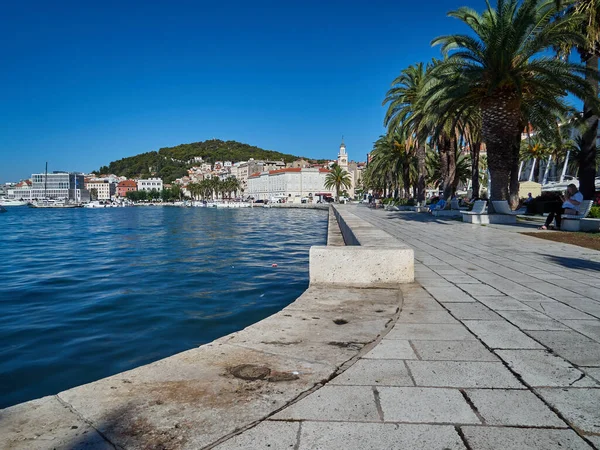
[539,184,582,230]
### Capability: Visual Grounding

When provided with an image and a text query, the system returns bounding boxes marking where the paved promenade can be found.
[216,206,600,450]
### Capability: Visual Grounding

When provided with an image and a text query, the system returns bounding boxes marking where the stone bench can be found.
[580,218,600,232]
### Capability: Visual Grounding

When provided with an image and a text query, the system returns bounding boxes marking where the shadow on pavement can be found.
[542,254,600,272]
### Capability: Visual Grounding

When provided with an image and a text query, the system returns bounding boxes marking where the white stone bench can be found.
[561,200,594,232]
[580,218,600,232]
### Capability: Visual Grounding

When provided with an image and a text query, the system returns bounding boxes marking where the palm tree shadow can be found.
[541,254,600,272]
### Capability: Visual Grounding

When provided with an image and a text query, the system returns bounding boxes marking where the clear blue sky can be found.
[0,0,482,183]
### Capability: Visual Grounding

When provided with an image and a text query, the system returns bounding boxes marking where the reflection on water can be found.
[0,206,327,408]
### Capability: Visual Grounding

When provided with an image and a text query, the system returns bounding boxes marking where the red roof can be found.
[319,168,331,173]
[269,167,302,175]
[118,180,137,187]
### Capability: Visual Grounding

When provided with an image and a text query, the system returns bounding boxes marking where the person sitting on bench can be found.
[539,184,582,230]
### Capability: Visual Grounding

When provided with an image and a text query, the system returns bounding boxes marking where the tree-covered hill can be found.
[96,139,303,183]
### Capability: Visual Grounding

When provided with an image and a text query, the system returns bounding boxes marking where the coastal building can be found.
[117,180,137,198]
[137,178,163,192]
[29,171,88,201]
[247,167,334,202]
[86,180,116,200]
[6,180,33,201]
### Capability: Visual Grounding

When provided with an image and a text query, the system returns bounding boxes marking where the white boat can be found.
[0,199,29,206]
[542,176,600,192]
[30,199,80,208]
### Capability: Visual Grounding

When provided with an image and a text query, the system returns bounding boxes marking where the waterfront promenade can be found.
[215,206,600,449]
[2,205,600,449]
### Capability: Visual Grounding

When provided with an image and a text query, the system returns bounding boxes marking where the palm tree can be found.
[430,0,596,201]
[555,0,600,199]
[383,63,429,203]
[324,164,352,202]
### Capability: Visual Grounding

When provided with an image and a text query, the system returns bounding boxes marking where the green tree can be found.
[324,164,352,202]
[430,0,596,201]
[89,188,98,201]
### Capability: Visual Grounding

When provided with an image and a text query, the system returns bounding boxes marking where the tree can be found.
[383,63,430,203]
[89,188,98,201]
[324,164,352,202]
[430,0,596,201]
[555,0,600,199]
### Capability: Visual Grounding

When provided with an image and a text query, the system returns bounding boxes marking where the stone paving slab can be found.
[386,323,476,341]
[461,426,593,449]
[496,350,598,387]
[406,361,524,388]
[536,387,600,436]
[524,301,595,320]
[464,388,565,427]
[424,286,475,302]
[476,295,533,311]
[443,302,502,320]
[377,387,480,424]
[410,340,499,361]
[561,320,600,342]
[213,421,299,449]
[497,310,571,331]
[527,331,600,367]
[456,283,504,297]
[462,320,544,349]
[271,385,379,422]
[298,422,466,450]
[0,396,112,450]
[362,339,418,360]
[397,309,459,324]
[329,359,414,386]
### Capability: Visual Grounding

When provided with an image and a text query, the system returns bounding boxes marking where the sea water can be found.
[0,206,327,408]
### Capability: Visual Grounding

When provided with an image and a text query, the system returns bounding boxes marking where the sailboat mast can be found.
[44,162,48,199]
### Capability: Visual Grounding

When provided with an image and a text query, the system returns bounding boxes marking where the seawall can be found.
[1,205,414,450]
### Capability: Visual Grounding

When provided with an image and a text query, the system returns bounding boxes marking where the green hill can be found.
[96,139,303,183]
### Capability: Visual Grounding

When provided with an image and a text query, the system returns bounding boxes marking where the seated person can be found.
[428,198,447,212]
[539,184,583,230]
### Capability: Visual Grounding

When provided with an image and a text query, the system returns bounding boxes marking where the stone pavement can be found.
[215,206,600,450]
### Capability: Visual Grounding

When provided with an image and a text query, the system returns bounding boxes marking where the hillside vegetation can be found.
[96,139,301,183]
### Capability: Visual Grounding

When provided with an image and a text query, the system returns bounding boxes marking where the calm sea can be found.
[0,206,327,408]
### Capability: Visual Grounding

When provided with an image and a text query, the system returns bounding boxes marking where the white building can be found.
[247,168,334,202]
[25,172,88,201]
[86,180,116,200]
[137,178,163,192]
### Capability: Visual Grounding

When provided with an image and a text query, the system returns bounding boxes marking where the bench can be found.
[461,200,518,224]
[560,200,594,232]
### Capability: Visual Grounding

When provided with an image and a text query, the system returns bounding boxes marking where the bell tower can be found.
[338,136,348,169]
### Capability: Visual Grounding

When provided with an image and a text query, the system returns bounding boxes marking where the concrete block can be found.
[580,218,600,232]
[411,340,499,362]
[214,421,299,449]
[330,359,414,386]
[464,389,565,427]
[406,361,523,388]
[309,246,414,287]
[536,388,600,436]
[561,218,581,232]
[363,340,418,360]
[463,320,544,349]
[299,422,466,450]
[461,426,591,450]
[495,350,597,387]
[271,385,379,421]
[378,387,480,424]
[386,323,476,341]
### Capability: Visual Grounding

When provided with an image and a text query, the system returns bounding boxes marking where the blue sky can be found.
[0,0,484,183]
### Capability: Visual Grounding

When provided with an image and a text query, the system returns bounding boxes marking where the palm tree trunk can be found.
[417,145,427,203]
[471,142,481,197]
[448,138,458,197]
[482,91,522,201]
[579,55,598,200]
[439,136,449,198]
[509,128,523,209]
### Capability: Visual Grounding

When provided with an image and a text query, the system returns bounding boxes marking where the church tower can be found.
[337,137,348,169]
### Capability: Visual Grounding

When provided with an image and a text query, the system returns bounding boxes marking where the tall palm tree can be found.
[383,63,429,203]
[324,164,352,202]
[430,0,596,201]
[555,0,600,199]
